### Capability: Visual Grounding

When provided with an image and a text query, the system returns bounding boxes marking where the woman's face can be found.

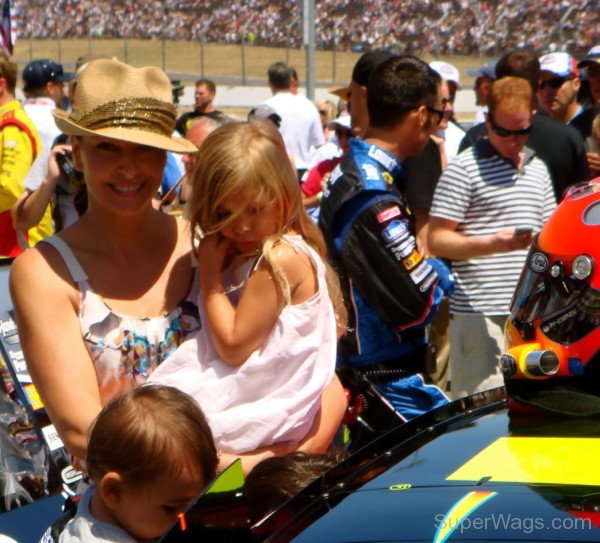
[72,135,167,216]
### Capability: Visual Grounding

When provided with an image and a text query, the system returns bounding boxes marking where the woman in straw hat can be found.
[9,59,346,469]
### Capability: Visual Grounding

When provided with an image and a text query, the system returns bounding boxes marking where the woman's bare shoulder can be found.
[10,240,78,301]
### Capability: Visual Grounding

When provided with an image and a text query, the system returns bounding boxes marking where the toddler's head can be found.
[86,385,218,540]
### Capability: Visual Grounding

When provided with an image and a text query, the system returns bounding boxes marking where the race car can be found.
[155,386,600,542]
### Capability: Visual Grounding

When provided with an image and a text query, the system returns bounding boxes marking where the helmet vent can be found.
[583,201,600,225]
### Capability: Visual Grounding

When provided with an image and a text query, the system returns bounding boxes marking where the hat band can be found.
[71,97,177,138]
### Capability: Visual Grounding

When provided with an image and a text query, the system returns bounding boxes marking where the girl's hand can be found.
[198,234,232,279]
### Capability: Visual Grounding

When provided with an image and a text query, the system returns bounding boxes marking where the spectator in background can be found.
[175,78,225,136]
[428,61,466,162]
[301,114,351,218]
[160,115,228,213]
[315,99,337,142]
[429,77,556,399]
[290,66,300,95]
[263,61,324,181]
[17,59,73,241]
[587,113,600,178]
[467,60,497,125]
[0,53,42,257]
[334,50,396,140]
[578,47,600,177]
[402,78,454,393]
[459,49,589,200]
[537,53,584,127]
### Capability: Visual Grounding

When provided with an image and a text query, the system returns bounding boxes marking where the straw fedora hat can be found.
[53,59,197,154]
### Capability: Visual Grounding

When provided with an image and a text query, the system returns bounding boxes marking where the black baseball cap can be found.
[577,45,600,70]
[22,59,74,92]
[352,50,397,86]
[328,49,396,100]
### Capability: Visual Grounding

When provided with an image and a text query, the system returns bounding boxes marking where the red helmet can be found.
[502,181,600,414]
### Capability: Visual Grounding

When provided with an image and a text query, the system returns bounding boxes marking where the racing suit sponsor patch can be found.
[390,238,415,261]
[402,250,422,271]
[382,220,408,243]
[420,273,437,292]
[410,261,433,284]
[361,163,380,181]
[382,171,394,185]
[367,144,397,171]
[376,205,401,223]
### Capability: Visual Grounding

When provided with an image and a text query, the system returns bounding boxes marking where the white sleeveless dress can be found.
[148,235,337,453]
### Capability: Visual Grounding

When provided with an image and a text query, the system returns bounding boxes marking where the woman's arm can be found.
[219,375,347,474]
[10,248,102,462]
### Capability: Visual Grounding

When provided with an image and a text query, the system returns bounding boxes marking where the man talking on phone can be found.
[428,76,556,399]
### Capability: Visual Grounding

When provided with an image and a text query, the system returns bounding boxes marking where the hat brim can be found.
[58,72,76,83]
[52,109,198,154]
[328,85,350,100]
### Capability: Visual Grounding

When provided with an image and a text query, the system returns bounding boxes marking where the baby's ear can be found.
[98,471,124,509]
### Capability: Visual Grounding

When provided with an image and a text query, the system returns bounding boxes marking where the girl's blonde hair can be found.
[188,120,346,333]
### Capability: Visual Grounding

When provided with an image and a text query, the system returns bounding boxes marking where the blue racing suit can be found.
[319,138,453,419]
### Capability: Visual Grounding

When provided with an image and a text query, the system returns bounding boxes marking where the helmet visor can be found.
[510,239,598,344]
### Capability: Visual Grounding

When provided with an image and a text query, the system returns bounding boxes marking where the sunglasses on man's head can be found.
[490,118,533,138]
[538,75,573,90]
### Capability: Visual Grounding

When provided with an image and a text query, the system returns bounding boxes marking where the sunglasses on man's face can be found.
[425,99,450,124]
[538,75,572,90]
[490,118,533,138]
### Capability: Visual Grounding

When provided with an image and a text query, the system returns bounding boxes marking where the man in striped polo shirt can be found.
[428,77,556,400]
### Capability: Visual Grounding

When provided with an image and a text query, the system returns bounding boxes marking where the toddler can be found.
[60,385,218,542]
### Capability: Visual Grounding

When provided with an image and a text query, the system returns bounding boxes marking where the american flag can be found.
[0,0,15,56]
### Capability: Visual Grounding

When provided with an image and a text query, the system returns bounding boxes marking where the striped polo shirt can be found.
[430,138,556,316]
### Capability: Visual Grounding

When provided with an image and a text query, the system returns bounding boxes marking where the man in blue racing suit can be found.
[319,54,454,420]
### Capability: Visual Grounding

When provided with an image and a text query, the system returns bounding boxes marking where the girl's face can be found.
[215,189,281,254]
[72,135,167,216]
[112,468,204,540]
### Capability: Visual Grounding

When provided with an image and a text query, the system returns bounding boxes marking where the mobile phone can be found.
[56,151,76,178]
[515,227,533,235]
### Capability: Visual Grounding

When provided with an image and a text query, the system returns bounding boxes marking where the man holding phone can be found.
[428,77,556,399]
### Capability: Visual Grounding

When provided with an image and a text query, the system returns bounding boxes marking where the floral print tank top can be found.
[43,236,201,404]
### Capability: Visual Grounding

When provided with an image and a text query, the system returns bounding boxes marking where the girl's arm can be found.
[10,248,102,462]
[200,237,313,366]
[219,375,347,474]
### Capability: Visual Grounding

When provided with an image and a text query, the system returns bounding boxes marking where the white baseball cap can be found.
[429,61,460,87]
[328,114,351,131]
[539,52,579,77]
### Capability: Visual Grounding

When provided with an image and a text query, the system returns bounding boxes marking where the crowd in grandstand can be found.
[14,0,600,56]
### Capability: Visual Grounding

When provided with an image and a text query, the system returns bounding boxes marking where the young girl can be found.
[60,385,218,542]
[149,121,346,455]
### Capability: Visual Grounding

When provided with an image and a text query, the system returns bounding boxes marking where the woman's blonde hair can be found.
[188,121,346,332]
